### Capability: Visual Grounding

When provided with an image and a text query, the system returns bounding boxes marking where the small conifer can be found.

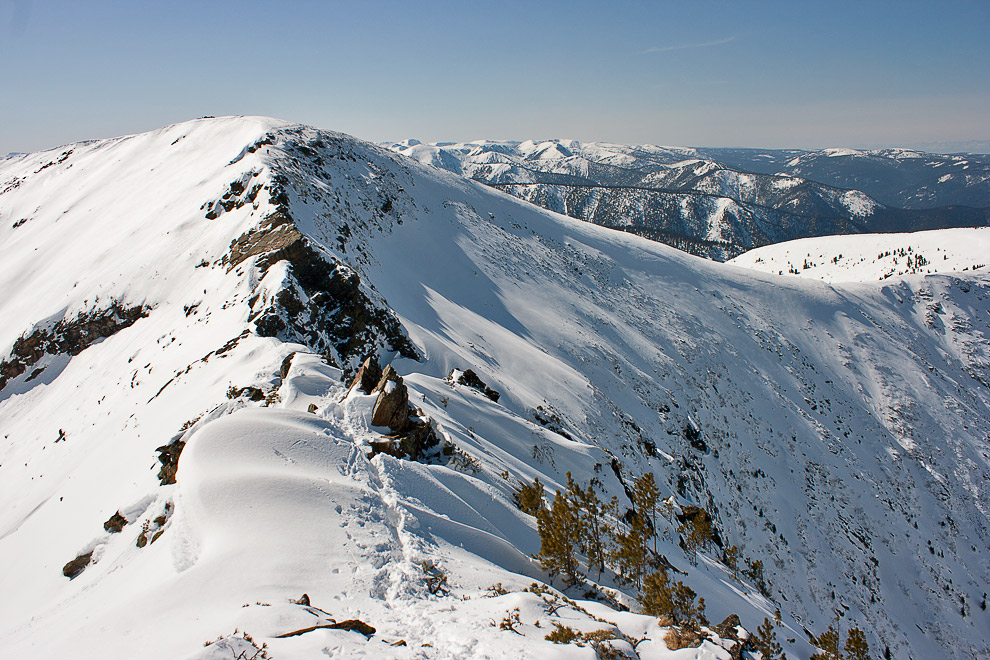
[754,615,784,660]
[536,488,582,585]
[516,477,544,516]
[844,627,870,660]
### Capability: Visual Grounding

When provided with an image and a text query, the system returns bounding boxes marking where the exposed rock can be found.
[371,366,409,432]
[279,352,297,380]
[230,386,265,402]
[307,403,318,413]
[684,421,708,453]
[241,211,417,375]
[62,551,92,579]
[677,505,711,525]
[448,368,500,402]
[330,619,376,636]
[349,355,383,395]
[369,418,440,462]
[663,626,705,650]
[103,511,128,533]
[711,614,740,638]
[711,614,751,660]
[291,593,310,606]
[156,437,186,485]
[1,302,149,392]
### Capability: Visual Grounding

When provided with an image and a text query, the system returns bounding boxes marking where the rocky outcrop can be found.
[448,368,501,402]
[237,211,417,376]
[711,614,753,660]
[62,552,92,580]
[1,302,149,391]
[103,511,128,533]
[370,365,409,432]
[155,437,186,486]
[348,356,383,395]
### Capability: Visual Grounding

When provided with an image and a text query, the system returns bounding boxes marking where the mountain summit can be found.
[1,117,988,659]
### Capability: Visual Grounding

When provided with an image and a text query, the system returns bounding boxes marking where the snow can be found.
[1,117,988,660]
[728,227,990,283]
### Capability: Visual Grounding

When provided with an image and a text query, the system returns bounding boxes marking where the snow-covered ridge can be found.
[1,117,988,659]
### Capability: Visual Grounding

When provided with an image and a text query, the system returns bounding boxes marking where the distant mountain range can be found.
[385,139,990,260]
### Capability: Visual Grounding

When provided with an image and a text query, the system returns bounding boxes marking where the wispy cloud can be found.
[642,36,735,54]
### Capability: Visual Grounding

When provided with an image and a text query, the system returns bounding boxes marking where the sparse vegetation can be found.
[544,621,579,644]
[422,560,449,596]
[515,477,544,516]
[753,612,784,660]
[639,567,706,627]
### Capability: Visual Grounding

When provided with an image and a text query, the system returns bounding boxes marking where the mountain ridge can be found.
[385,138,990,260]
[1,117,988,659]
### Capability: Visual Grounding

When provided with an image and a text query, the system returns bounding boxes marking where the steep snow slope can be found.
[1,118,988,660]
[729,227,990,283]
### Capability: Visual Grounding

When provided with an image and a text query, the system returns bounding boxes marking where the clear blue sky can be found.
[2,0,988,153]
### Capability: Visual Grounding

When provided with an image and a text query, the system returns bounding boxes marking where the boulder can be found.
[349,355,383,395]
[62,551,92,579]
[103,511,128,533]
[371,366,409,432]
[448,368,500,402]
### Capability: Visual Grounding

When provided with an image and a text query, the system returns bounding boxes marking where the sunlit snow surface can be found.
[729,227,990,283]
[0,118,988,659]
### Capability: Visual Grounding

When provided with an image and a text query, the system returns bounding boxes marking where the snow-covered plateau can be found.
[0,117,988,659]
[729,227,990,283]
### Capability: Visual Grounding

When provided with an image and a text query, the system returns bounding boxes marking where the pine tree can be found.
[567,476,616,578]
[639,568,706,627]
[639,568,674,619]
[687,512,713,556]
[632,472,661,555]
[612,514,649,588]
[744,557,768,595]
[722,544,740,579]
[753,615,784,660]
[844,627,870,660]
[810,619,841,660]
[516,477,544,516]
[536,488,582,585]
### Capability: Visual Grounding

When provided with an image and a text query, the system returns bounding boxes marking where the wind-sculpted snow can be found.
[0,117,988,659]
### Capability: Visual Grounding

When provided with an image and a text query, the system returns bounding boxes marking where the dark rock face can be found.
[156,437,186,486]
[279,352,297,380]
[238,211,417,376]
[349,356,383,395]
[449,368,501,402]
[369,418,440,462]
[0,302,149,392]
[711,614,753,660]
[371,366,409,432]
[62,551,92,579]
[103,511,128,533]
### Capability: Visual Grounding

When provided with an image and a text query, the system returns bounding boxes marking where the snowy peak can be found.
[385,138,989,261]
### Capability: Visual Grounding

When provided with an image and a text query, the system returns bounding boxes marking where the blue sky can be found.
[2,0,988,153]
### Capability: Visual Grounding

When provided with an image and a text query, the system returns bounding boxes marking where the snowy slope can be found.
[728,227,990,283]
[1,118,988,660]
